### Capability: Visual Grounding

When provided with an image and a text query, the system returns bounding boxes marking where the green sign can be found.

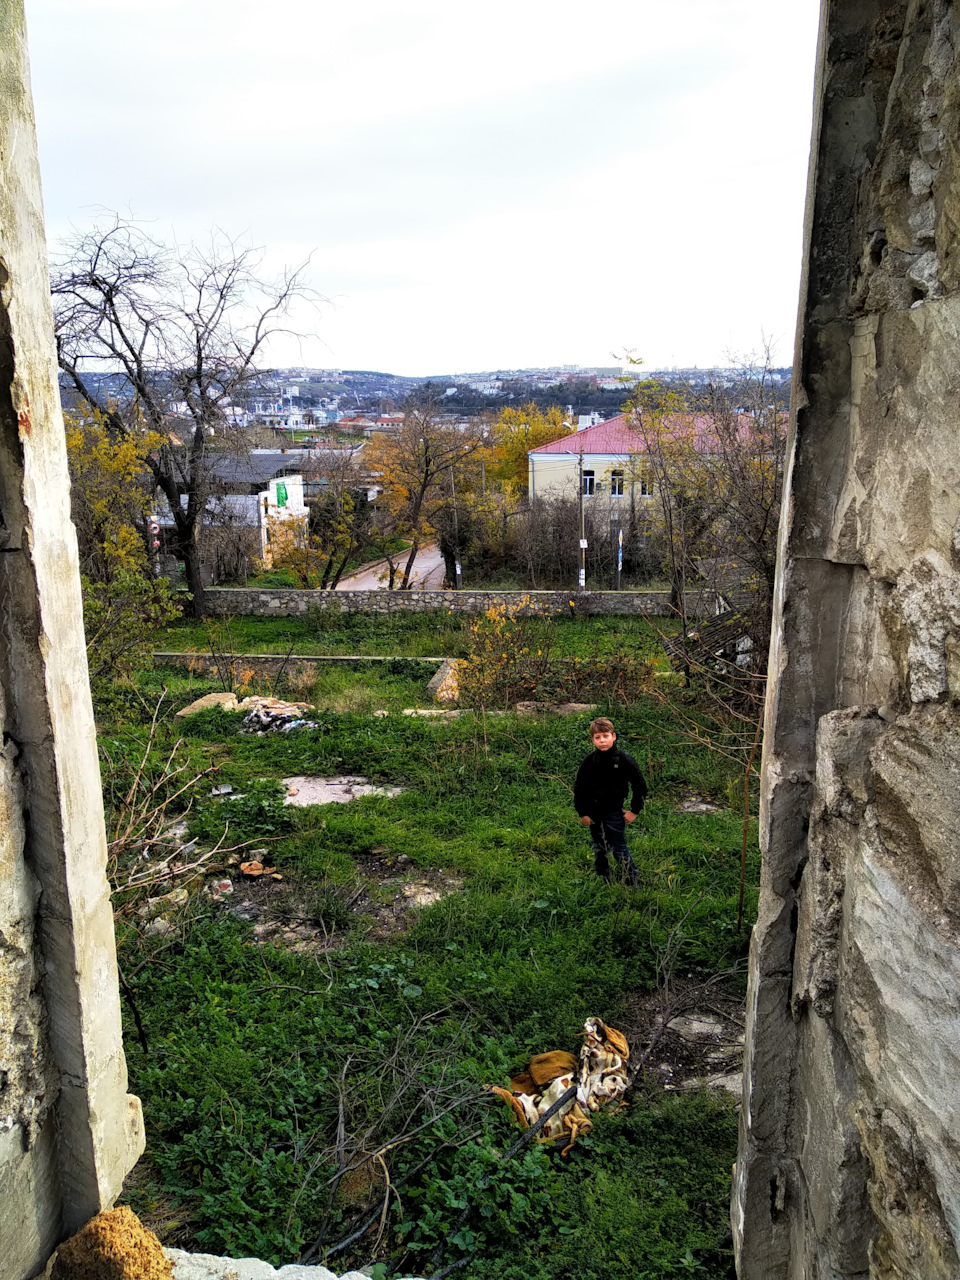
[276,481,288,508]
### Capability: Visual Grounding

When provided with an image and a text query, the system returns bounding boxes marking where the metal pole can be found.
[449,465,462,590]
[578,450,586,591]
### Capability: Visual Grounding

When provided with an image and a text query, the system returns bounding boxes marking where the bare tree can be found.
[625,354,787,637]
[693,359,788,615]
[52,216,314,613]
[627,384,724,621]
[365,398,486,589]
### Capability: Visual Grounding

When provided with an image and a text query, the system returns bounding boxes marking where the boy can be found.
[574,717,647,885]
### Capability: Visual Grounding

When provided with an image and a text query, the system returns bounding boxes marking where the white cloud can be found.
[27,0,820,373]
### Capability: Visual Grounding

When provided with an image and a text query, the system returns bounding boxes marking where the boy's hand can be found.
[623,810,637,824]
[580,816,593,826]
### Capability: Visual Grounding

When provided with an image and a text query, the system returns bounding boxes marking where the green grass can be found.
[156,610,679,663]
[107,678,753,1279]
[128,653,440,716]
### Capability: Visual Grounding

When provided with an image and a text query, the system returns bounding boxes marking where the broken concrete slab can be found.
[426,657,462,703]
[669,1015,725,1042]
[176,694,315,721]
[401,882,445,907]
[175,692,241,718]
[282,776,405,806]
[165,1250,425,1280]
[676,795,724,814]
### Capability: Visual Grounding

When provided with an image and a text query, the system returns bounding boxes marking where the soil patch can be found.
[675,792,725,813]
[211,846,461,951]
[350,849,463,941]
[617,981,745,1101]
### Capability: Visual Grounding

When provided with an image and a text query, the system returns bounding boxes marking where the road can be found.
[335,542,445,590]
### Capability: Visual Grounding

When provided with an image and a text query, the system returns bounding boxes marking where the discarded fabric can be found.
[488,1016,630,1157]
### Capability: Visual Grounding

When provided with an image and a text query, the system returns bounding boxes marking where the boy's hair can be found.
[589,717,616,737]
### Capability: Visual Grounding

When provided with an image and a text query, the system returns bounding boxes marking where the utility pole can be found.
[578,450,586,591]
[449,465,462,590]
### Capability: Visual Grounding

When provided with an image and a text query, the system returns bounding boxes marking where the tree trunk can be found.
[328,541,356,589]
[399,538,420,590]
[669,565,688,626]
[180,538,206,616]
[438,532,457,588]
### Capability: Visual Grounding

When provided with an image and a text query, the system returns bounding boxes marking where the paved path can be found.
[336,542,445,590]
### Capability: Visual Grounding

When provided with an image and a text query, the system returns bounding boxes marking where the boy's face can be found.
[592,731,616,752]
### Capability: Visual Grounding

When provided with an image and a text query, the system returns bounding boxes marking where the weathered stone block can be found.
[738,2,960,1274]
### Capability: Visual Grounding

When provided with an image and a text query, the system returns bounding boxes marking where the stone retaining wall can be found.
[201,587,717,618]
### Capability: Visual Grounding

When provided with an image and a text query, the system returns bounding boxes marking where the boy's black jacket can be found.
[574,746,647,817]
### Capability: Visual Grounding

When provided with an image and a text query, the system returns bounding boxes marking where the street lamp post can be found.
[578,451,586,591]
[449,465,462,590]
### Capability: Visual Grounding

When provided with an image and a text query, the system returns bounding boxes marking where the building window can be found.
[638,471,653,497]
[611,470,624,496]
[582,470,595,496]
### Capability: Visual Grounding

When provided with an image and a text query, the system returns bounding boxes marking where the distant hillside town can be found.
[61,362,791,434]
[58,344,790,607]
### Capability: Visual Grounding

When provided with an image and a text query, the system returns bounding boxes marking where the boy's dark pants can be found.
[588,810,639,884]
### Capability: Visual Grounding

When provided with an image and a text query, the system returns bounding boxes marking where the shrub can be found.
[458,600,654,709]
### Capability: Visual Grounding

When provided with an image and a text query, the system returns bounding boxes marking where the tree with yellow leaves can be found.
[65,412,180,691]
[268,486,367,588]
[488,402,571,496]
[364,400,486,589]
[65,411,161,580]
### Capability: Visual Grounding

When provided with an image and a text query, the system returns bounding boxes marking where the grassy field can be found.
[156,610,679,662]
[108,615,754,1280]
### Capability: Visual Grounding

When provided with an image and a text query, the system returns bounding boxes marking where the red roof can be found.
[530,411,768,456]
[529,414,645,455]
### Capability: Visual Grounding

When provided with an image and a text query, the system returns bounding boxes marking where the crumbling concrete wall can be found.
[0,6,144,1279]
[735,1,960,1276]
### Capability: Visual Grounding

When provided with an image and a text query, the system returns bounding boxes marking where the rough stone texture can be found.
[736,2,960,1276]
[201,586,719,619]
[164,1252,425,1280]
[51,1208,172,1280]
[0,7,144,1278]
[425,656,460,701]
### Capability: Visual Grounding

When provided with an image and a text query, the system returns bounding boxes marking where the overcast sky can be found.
[26,0,821,377]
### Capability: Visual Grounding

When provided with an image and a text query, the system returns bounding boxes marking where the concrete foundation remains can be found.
[0,6,144,1279]
[736,1,960,1276]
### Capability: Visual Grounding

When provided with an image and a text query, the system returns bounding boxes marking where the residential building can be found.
[527,414,654,502]
[154,450,321,582]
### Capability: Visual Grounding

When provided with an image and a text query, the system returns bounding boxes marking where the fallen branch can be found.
[425,1084,578,1277]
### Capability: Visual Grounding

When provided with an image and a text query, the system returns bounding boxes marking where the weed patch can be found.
[103,617,752,1279]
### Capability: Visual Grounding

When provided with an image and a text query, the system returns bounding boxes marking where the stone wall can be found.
[0,8,144,1279]
[735,2,960,1276]
[202,586,717,618]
